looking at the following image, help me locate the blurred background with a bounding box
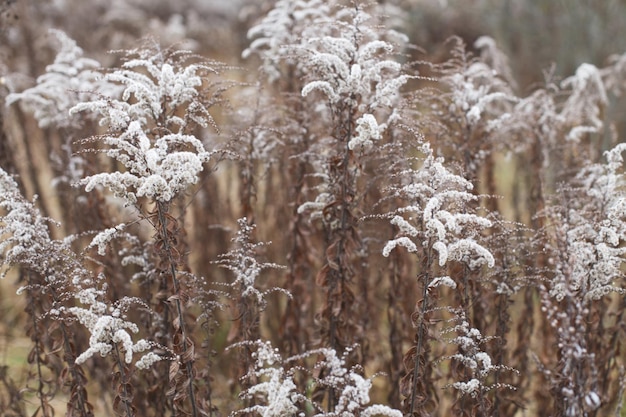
[2,0,626,88]
[0,0,624,150]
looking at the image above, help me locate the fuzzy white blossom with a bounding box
[88,224,127,256]
[444,62,516,128]
[234,340,304,417]
[584,391,601,411]
[390,215,418,237]
[432,241,449,266]
[447,239,495,269]
[474,35,518,90]
[312,347,402,417]
[0,169,92,293]
[382,237,418,257]
[135,352,163,370]
[547,143,626,303]
[0,170,55,271]
[239,342,402,417]
[429,276,457,289]
[70,46,221,203]
[217,219,287,308]
[349,114,385,150]
[242,0,332,81]
[452,379,481,398]
[295,2,410,141]
[561,63,608,141]
[6,29,114,129]
[300,31,410,113]
[69,284,160,368]
[384,147,494,281]
[444,314,516,397]
[253,1,412,226]
[297,192,332,220]
[77,121,212,203]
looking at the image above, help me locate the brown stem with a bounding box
[409,246,434,417]
[51,284,92,417]
[113,344,134,417]
[156,201,198,417]
[26,285,51,417]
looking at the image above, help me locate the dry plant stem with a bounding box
[55,308,93,417]
[281,138,311,357]
[492,293,509,417]
[113,343,134,417]
[33,340,50,417]
[234,274,261,398]
[478,389,488,417]
[60,323,92,417]
[136,266,172,416]
[409,284,428,417]
[26,284,52,417]
[457,265,473,414]
[279,72,313,357]
[24,270,91,417]
[0,105,18,177]
[48,284,92,417]
[601,296,626,396]
[409,248,434,417]
[386,248,405,409]
[156,201,198,417]
[329,138,355,412]
[332,141,353,350]
[240,137,257,223]
[201,324,216,417]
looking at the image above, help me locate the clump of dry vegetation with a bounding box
[1,1,626,416]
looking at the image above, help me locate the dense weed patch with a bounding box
[1,1,626,416]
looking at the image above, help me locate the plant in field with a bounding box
[70,285,158,368]
[247,2,414,406]
[382,143,494,270]
[217,218,288,313]
[493,61,610,202]
[243,0,335,360]
[382,141,495,416]
[69,39,231,416]
[425,36,517,185]
[308,345,402,417]
[484,59,623,416]
[440,311,517,416]
[231,340,306,417]
[6,1,626,416]
[216,218,287,396]
[537,143,626,416]
[0,168,94,417]
[3,30,121,239]
[233,340,402,417]
[601,50,626,100]
[69,42,224,205]
[478,215,534,417]
[559,63,607,146]
[69,279,168,417]
[292,0,411,372]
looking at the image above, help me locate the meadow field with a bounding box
[1,1,626,416]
